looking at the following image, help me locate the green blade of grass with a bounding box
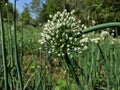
[97,43,110,89]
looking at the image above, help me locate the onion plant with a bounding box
[13,0,23,89]
[40,10,85,89]
[0,2,9,90]
[40,9,120,89]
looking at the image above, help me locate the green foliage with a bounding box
[17,25,41,54]
[55,0,120,26]
[84,0,120,23]
[55,79,74,90]
[39,0,63,22]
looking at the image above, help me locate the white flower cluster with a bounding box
[40,10,86,57]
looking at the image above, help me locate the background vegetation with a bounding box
[0,0,120,90]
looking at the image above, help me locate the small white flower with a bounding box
[41,41,44,44]
[48,51,51,54]
[65,34,68,39]
[68,52,71,55]
[92,20,95,25]
[60,39,62,42]
[47,20,50,23]
[83,46,88,51]
[46,35,51,40]
[57,11,61,15]
[100,31,109,39]
[81,24,84,28]
[111,33,114,36]
[64,18,67,22]
[62,22,65,25]
[62,53,65,56]
[56,23,62,28]
[62,33,65,37]
[56,35,59,38]
[54,42,57,46]
[49,15,52,18]
[58,54,61,56]
[80,37,88,43]
[69,37,73,41]
[81,43,84,46]
[78,47,81,50]
[56,29,59,33]
[37,65,40,68]
[111,41,115,45]
[39,47,42,50]
[74,38,77,42]
[38,40,41,43]
[84,26,87,29]
[71,23,76,27]
[51,32,54,36]
[112,30,115,32]
[78,20,81,23]
[82,35,86,38]
[70,54,73,58]
[67,48,70,51]
[77,32,80,35]
[63,9,67,14]
[71,10,75,14]
[52,49,55,52]
[61,44,64,48]
[51,38,55,41]
[91,38,101,44]
[53,16,56,21]
[67,44,70,48]
[79,51,82,54]
[50,40,53,44]
[41,33,44,37]
[74,48,77,51]
[52,46,55,48]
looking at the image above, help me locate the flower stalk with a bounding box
[64,51,83,90]
[0,4,9,90]
[13,0,23,89]
[76,22,120,38]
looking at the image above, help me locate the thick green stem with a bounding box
[76,22,120,38]
[0,5,8,90]
[64,52,83,90]
[13,0,23,89]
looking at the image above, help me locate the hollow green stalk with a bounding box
[0,5,8,90]
[76,22,120,38]
[6,2,14,68]
[13,0,23,89]
[97,43,110,89]
[64,52,83,90]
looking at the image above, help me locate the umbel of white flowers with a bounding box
[40,9,88,57]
